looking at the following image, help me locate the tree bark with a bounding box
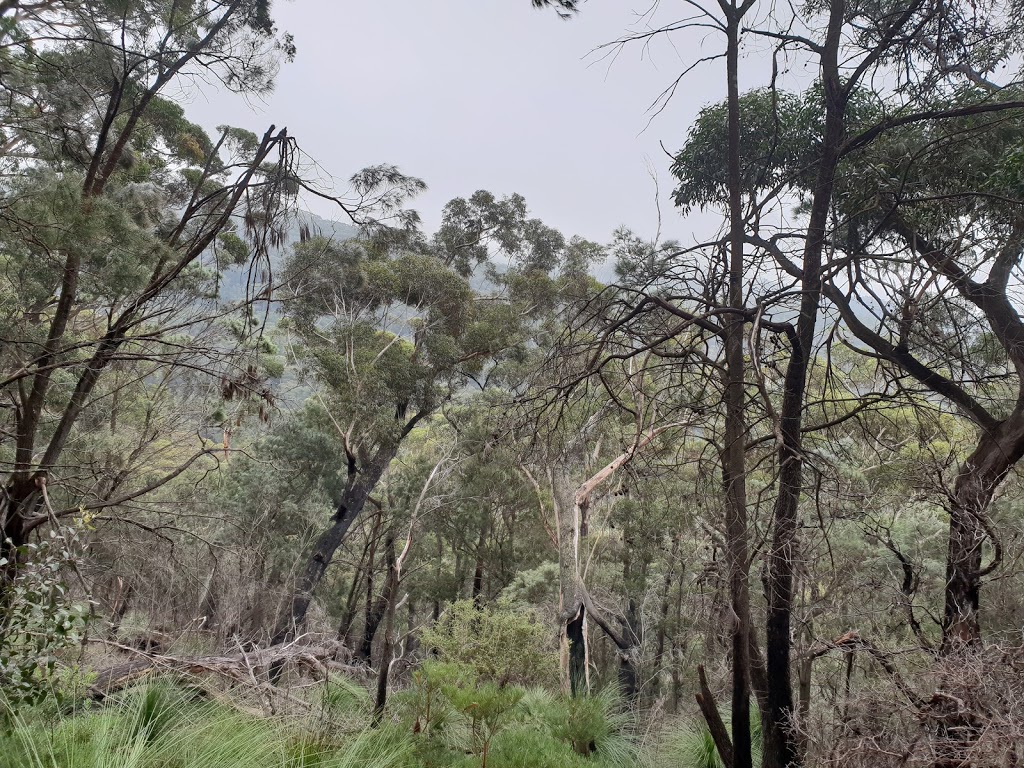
[273,443,399,645]
[359,530,396,663]
[722,6,753,767]
[372,557,399,724]
[553,466,590,696]
[337,538,372,644]
[653,533,680,699]
[941,413,1024,652]
[762,5,846,765]
[471,517,489,606]
[696,665,734,768]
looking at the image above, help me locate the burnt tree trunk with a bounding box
[273,443,399,645]
[471,517,489,606]
[566,604,588,697]
[359,530,396,663]
[762,6,846,765]
[0,478,39,593]
[372,553,400,724]
[722,6,753,767]
[552,466,590,696]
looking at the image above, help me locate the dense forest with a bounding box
[3,1,1024,766]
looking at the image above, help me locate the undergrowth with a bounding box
[0,673,737,768]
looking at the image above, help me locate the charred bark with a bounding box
[566,604,588,697]
[762,7,846,764]
[273,443,399,645]
[359,530,396,663]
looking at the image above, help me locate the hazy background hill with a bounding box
[218,210,361,306]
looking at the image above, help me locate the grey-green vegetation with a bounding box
[3,1,1024,767]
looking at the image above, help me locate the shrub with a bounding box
[0,523,89,712]
[420,599,555,687]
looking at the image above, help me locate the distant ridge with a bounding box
[218,210,360,305]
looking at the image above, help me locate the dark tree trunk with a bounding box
[762,7,845,766]
[722,9,753,767]
[696,665,734,768]
[357,511,384,659]
[0,479,37,588]
[471,518,489,606]
[617,598,642,699]
[615,523,644,701]
[337,539,372,644]
[359,531,396,663]
[0,482,38,632]
[272,444,398,645]
[566,604,588,697]
[372,555,400,724]
[942,414,1024,652]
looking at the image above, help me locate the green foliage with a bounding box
[444,679,524,766]
[501,562,561,605]
[0,524,89,712]
[653,715,762,768]
[555,687,635,761]
[421,599,556,687]
[670,85,878,213]
[399,666,637,768]
[0,681,412,768]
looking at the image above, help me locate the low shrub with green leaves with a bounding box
[396,661,639,768]
[420,599,556,687]
[0,523,89,711]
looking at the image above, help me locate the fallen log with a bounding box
[87,638,367,701]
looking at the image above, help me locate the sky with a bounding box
[183,1,749,250]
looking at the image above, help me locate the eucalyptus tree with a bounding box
[272,191,587,640]
[0,0,430,600]
[816,92,1024,654]
[0,0,294,577]
[677,77,1024,657]
[545,0,1024,765]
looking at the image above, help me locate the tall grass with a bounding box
[0,674,674,768]
[0,680,412,768]
[652,711,763,768]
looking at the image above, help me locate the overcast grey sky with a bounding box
[185,1,748,247]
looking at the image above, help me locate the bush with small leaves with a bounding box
[0,523,89,713]
[420,599,556,687]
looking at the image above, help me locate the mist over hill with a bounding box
[217,210,360,306]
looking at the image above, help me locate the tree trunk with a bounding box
[0,478,37,590]
[405,599,419,657]
[356,510,384,659]
[471,518,489,606]
[653,534,680,699]
[337,539,372,643]
[107,578,134,640]
[696,665,734,768]
[359,530,396,663]
[762,6,845,765]
[565,603,588,696]
[617,598,642,699]
[942,413,1024,652]
[273,443,398,645]
[723,9,753,767]
[372,558,399,724]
